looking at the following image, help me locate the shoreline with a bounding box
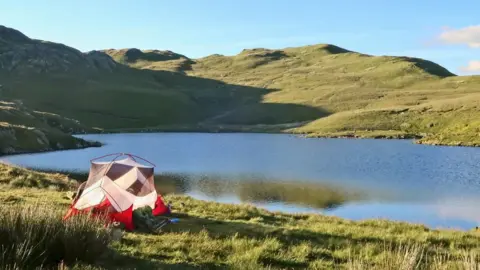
[3,126,475,159]
[2,162,477,233]
[0,139,102,158]
[74,124,480,149]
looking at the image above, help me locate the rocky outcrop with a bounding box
[0,124,100,156]
[0,99,100,156]
[0,25,117,74]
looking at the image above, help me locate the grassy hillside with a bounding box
[0,25,324,132]
[103,48,194,73]
[105,44,480,146]
[2,164,480,269]
[0,99,99,155]
[2,24,480,147]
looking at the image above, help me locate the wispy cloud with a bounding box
[438,25,480,48]
[459,60,480,74]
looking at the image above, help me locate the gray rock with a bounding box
[32,129,49,145]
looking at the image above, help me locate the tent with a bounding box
[63,153,170,231]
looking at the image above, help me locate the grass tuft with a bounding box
[0,204,112,269]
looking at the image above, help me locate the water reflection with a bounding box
[154,173,368,210]
[33,168,367,210]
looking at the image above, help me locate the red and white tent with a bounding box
[64,153,169,230]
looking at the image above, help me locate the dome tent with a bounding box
[63,153,169,231]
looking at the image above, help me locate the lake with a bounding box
[2,132,480,230]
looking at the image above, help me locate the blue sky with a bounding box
[1,0,479,74]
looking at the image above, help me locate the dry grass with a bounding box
[0,204,112,269]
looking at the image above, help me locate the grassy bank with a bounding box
[1,164,480,269]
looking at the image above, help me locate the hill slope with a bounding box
[0,99,98,155]
[105,44,480,146]
[0,25,324,132]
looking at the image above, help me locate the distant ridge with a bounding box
[107,43,454,78]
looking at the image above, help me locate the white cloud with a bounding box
[439,25,480,48]
[459,60,480,73]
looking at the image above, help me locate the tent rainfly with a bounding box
[63,153,169,230]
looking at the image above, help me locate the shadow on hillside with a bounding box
[121,48,189,63]
[145,67,331,126]
[1,58,330,129]
[391,57,455,77]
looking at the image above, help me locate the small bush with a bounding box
[0,204,112,269]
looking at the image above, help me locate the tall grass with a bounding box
[0,204,112,269]
[346,243,480,270]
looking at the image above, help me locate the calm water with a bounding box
[2,132,480,230]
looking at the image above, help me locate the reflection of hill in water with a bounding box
[37,169,369,210]
[154,173,367,210]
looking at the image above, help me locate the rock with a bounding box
[110,227,124,242]
[426,123,434,128]
[85,51,117,72]
[32,129,49,145]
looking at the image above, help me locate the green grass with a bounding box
[0,162,78,190]
[103,44,480,147]
[1,165,480,269]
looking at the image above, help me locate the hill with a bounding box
[105,44,480,146]
[0,25,324,132]
[2,24,480,147]
[102,48,194,73]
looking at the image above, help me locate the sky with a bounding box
[1,0,479,75]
